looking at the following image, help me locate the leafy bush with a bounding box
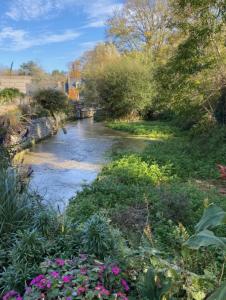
[0,88,23,105]
[0,167,33,240]
[33,89,68,116]
[97,57,153,119]
[82,214,124,259]
[3,256,131,300]
[0,230,47,294]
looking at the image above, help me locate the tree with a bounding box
[97,56,153,119]
[33,89,68,117]
[107,0,169,54]
[81,43,120,105]
[19,61,44,77]
[154,0,226,127]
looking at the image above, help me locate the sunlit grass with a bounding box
[107,120,180,139]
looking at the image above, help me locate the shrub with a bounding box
[0,230,47,294]
[33,89,68,116]
[3,256,131,300]
[0,167,33,240]
[97,57,153,119]
[82,214,123,259]
[0,88,22,105]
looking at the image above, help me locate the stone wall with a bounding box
[0,75,32,94]
[3,114,66,153]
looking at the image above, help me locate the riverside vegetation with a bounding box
[1,0,226,299]
[1,121,226,299]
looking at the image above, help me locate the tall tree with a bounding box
[107,0,169,54]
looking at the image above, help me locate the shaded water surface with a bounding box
[23,119,149,209]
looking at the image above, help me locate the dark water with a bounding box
[23,118,149,209]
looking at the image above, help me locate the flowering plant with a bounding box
[3,255,130,300]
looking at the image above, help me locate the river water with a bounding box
[23,118,149,209]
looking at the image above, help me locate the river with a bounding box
[23,118,149,210]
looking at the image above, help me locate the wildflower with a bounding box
[112,266,121,276]
[77,286,86,295]
[50,271,59,278]
[121,279,130,291]
[62,275,73,283]
[55,258,65,266]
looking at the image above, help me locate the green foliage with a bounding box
[184,205,226,251]
[0,88,23,105]
[3,257,131,300]
[82,214,123,259]
[0,167,33,239]
[0,230,47,293]
[97,57,153,119]
[33,89,68,115]
[107,121,179,139]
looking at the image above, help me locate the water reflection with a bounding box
[23,118,150,209]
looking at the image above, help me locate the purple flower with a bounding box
[30,275,45,286]
[55,258,65,266]
[30,275,51,289]
[50,271,59,278]
[62,275,73,283]
[121,279,130,291]
[16,297,23,300]
[112,266,121,276]
[3,291,18,300]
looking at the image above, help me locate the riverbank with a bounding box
[67,120,226,297]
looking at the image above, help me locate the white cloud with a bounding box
[6,0,123,27]
[0,27,81,51]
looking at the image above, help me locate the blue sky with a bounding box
[0,0,122,72]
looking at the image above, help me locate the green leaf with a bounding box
[195,205,226,232]
[207,282,226,300]
[184,230,226,250]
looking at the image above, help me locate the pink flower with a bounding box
[55,258,65,266]
[62,275,73,283]
[112,266,121,276]
[117,292,128,300]
[95,283,104,291]
[98,265,106,273]
[50,271,59,278]
[121,279,130,291]
[80,268,87,275]
[16,297,23,300]
[77,286,86,295]
[30,275,45,286]
[100,288,110,296]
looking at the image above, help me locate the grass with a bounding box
[68,121,226,249]
[107,120,181,139]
